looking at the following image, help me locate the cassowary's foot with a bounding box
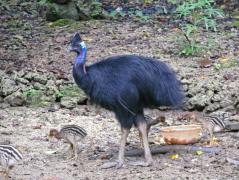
[128,160,153,167]
[101,160,125,169]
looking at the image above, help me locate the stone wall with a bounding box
[1,69,239,113]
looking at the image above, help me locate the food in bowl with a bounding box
[159,124,202,145]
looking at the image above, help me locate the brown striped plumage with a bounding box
[49,125,87,159]
[190,112,229,145]
[0,145,23,179]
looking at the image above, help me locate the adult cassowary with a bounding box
[69,32,184,168]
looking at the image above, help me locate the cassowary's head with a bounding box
[69,32,86,54]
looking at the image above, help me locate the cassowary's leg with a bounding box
[117,127,130,168]
[131,118,153,167]
[101,127,130,169]
[138,121,153,165]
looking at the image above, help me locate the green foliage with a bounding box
[89,1,104,18]
[172,0,224,56]
[133,10,150,21]
[142,0,153,5]
[231,20,239,27]
[23,89,41,98]
[180,42,201,56]
[55,90,64,99]
[48,18,75,27]
[109,8,150,22]
[214,59,238,71]
[109,8,126,20]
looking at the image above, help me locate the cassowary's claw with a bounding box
[116,160,124,169]
[100,160,125,169]
[128,160,153,167]
[101,162,118,169]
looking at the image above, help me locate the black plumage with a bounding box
[69,33,184,167]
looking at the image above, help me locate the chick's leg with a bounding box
[4,167,9,180]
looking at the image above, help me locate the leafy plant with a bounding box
[109,7,126,20]
[55,90,64,99]
[172,0,224,56]
[133,10,150,21]
[23,89,40,98]
[90,1,105,19]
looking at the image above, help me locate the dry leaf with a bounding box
[219,57,229,63]
[197,60,212,68]
[196,150,203,155]
[45,150,57,155]
[170,154,179,160]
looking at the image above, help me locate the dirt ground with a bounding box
[1,7,239,179]
[0,105,239,180]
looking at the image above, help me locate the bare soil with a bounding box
[0,106,239,180]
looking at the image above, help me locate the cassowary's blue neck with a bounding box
[75,48,87,65]
[74,42,87,73]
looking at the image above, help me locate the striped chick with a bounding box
[191,112,229,146]
[49,125,87,159]
[0,145,23,179]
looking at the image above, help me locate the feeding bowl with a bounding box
[160,124,202,145]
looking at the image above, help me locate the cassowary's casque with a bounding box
[69,33,184,168]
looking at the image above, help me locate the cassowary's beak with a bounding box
[68,46,73,53]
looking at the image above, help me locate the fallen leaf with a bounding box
[14,35,24,41]
[45,150,57,155]
[219,56,229,63]
[154,136,165,145]
[100,154,113,160]
[197,60,212,68]
[196,150,203,155]
[32,124,42,129]
[170,154,179,160]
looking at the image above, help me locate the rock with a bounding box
[46,80,58,96]
[181,78,192,85]
[17,70,26,77]
[45,1,79,21]
[220,98,234,108]
[4,91,26,106]
[187,94,210,110]
[60,97,77,109]
[212,93,222,102]
[187,82,205,96]
[52,0,71,4]
[0,78,18,96]
[0,96,3,103]
[38,95,55,107]
[33,82,45,90]
[15,77,29,85]
[0,103,10,109]
[33,74,48,85]
[24,72,34,80]
[55,79,63,86]
[205,102,221,112]
[24,72,47,84]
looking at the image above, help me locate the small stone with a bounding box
[0,96,3,103]
[33,75,48,85]
[4,91,26,106]
[15,77,29,85]
[33,82,45,90]
[1,78,18,96]
[0,103,10,109]
[60,97,77,109]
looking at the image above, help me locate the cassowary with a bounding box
[69,33,184,168]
